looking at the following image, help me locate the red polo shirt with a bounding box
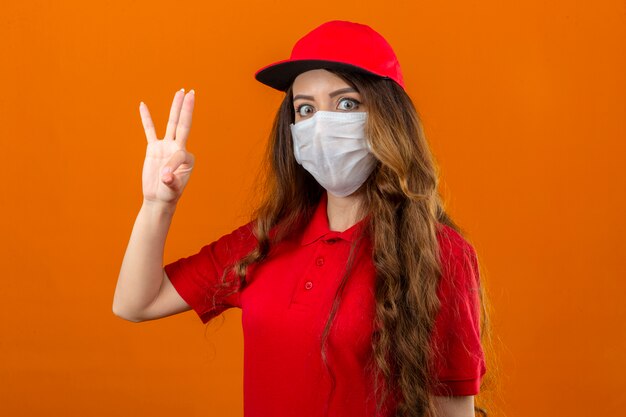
[164,191,486,417]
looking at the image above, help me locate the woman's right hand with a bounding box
[139,89,196,206]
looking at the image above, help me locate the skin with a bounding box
[115,76,476,416]
[113,88,196,323]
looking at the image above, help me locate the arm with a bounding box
[431,227,487,416]
[432,396,475,417]
[112,201,190,322]
[112,88,196,322]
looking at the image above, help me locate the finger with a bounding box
[161,171,182,191]
[139,102,157,143]
[161,149,195,182]
[175,90,195,147]
[164,88,186,141]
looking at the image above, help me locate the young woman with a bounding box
[113,20,488,417]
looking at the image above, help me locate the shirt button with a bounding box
[315,257,324,266]
[304,281,313,290]
[326,238,338,244]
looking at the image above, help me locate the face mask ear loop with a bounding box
[364,114,373,152]
[290,126,302,164]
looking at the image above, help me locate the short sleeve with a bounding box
[431,225,487,396]
[164,221,258,324]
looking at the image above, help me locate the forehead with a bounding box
[292,69,354,94]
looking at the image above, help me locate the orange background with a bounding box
[1,1,624,416]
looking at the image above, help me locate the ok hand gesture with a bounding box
[139,89,195,206]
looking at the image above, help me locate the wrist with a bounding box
[141,199,177,216]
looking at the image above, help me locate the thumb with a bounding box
[160,149,193,182]
[161,169,183,192]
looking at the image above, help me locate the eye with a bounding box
[295,104,314,118]
[337,97,361,111]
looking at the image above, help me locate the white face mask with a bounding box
[290,111,376,197]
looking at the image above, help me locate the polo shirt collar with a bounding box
[299,191,370,246]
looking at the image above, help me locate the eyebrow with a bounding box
[293,87,359,102]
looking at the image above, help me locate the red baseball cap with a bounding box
[254,20,405,92]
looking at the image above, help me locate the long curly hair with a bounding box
[214,69,491,417]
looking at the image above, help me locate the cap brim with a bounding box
[254,59,385,92]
